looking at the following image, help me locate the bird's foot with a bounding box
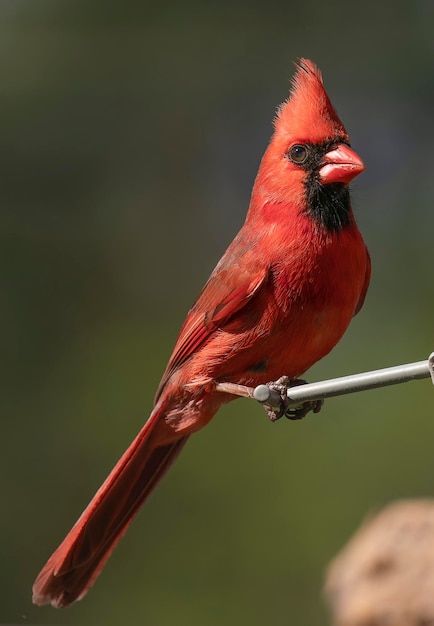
[263,376,324,422]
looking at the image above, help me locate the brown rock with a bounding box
[325,500,434,626]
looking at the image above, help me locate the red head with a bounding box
[251,59,365,227]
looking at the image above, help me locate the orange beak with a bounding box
[319,143,365,185]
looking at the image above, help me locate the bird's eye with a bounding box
[288,144,309,164]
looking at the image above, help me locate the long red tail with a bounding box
[32,401,188,608]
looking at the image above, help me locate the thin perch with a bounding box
[215,352,434,409]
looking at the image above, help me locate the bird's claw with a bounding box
[263,376,324,422]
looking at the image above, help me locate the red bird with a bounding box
[33,59,370,607]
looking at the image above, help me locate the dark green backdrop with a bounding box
[3,1,434,624]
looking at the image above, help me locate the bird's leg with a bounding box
[263,376,324,422]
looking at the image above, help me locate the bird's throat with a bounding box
[305,180,352,232]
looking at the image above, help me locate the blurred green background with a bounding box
[2,1,434,624]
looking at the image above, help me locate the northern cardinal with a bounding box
[33,59,370,608]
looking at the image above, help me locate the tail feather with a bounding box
[32,403,188,608]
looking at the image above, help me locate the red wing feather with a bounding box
[155,265,268,400]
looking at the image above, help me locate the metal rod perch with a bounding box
[215,352,434,409]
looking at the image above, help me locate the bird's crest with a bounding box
[274,58,348,143]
